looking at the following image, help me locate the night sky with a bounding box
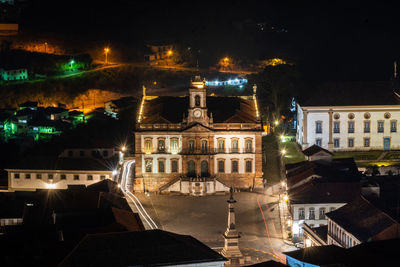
[17,0,400,81]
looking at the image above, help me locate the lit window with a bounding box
[171,139,178,154]
[145,139,152,154]
[87,175,93,180]
[245,139,253,153]
[158,139,165,152]
[145,159,152,173]
[232,160,238,173]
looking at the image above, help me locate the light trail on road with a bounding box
[257,195,286,264]
[120,160,158,230]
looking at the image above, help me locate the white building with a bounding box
[289,181,360,241]
[6,157,117,191]
[296,81,400,151]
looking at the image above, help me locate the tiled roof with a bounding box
[289,181,360,204]
[59,230,226,267]
[284,245,345,266]
[326,196,399,241]
[141,95,257,124]
[302,145,333,156]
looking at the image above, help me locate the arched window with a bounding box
[201,140,207,153]
[187,160,196,177]
[195,95,201,106]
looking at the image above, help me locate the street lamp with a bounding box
[104,47,110,64]
[69,59,75,70]
[167,50,173,56]
[281,149,287,156]
[280,134,285,142]
[274,120,279,126]
[283,194,289,202]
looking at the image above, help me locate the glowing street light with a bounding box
[280,134,285,141]
[121,146,127,152]
[274,120,279,126]
[283,194,289,202]
[167,50,173,56]
[281,149,287,156]
[104,47,110,64]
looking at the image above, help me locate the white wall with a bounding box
[299,105,400,151]
[8,170,112,191]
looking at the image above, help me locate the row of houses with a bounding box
[285,145,400,249]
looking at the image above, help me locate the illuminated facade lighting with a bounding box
[46,183,56,189]
[205,78,247,87]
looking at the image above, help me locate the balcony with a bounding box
[178,148,255,155]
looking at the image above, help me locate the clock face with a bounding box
[194,109,202,118]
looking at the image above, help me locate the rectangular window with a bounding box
[36,174,42,179]
[316,139,322,147]
[189,140,195,153]
[364,121,370,133]
[74,175,79,180]
[364,138,370,147]
[201,140,207,153]
[391,121,397,132]
[158,139,165,152]
[245,139,253,153]
[145,159,152,173]
[145,139,152,153]
[309,208,315,220]
[103,150,109,157]
[87,175,93,180]
[80,151,85,157]
[60,174,66,180]
[218,161,225,173]
[158,160,165,173]
[68,150,73,157]
[316,121,322,134]
[231,139,238,153]
[171,160,178,172]
[333,121,340,133]
[348,121,354,133]
[334,138,340,148]
[171,139,179,154]
[48,174,54,179]
[218,140,225,153]
[245,160,252,173]
[100,175,105,180]
[25,174,31,179]
[232,161,238,173]
[299,208,305,220]
[378,121,384,133]
[329,207,335,212]
[319,208,326,219]
[348,138,354,148]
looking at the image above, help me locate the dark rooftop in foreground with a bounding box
[325,195,399,242]
[284,245,345,266]
[302,145,333,157]
[298,81,400,106]
[59,229,226,267]
[141,95,257,124]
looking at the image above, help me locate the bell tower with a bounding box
[187,76,209,125]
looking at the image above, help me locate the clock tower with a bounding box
[187,76,210,125]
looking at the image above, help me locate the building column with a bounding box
[328,110,333,150]
[302,111,308,146]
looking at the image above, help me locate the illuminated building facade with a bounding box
[134,77,263,192]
